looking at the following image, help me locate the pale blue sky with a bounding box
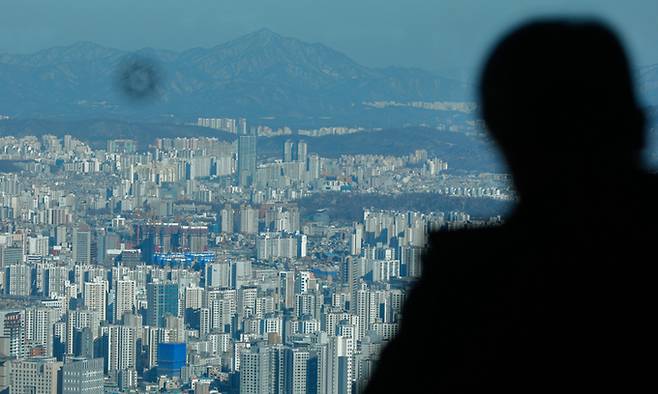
[1,0,657,79]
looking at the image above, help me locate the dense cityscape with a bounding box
[0,117,510,393]
[2,2,654,393]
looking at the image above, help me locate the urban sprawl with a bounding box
[0,118,511,393]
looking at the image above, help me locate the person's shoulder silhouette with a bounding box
[365,19,657,393]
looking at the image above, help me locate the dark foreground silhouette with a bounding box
[365,20,656,392]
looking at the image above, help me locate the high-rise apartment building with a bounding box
[278,271,295,310]
[239,205,259,234]
[2,311,25,359]
[0,245,23,267]
[114,279,135,323]
[296,140,308,164]
[237,122,257,188]
[283,140,294,162]
[23,308,57,357]
[106,325,136,374]
[285,347,310,394]
[205,262,230,289]
[146,281,179,328]
[219,204,234,233]
[83,278,108,322]
[240,347,269,394]
[72,227,91,264]
[5,264,31,296]
[27,236,49,257]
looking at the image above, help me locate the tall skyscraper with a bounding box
[347,257,362,314]
[237,122,257,188]
[350,224,364,256]
[278,271,295,310]
[73,226,91,264]
[199,308,211,337]
[64,312,75,356]
[146,281,179,328]
[355,287,377,340]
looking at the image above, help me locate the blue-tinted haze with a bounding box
[1,0,657,80]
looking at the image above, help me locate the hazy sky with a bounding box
[1,0,657,79]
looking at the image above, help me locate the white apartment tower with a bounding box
[114,279,136,323]
[106,325,136,373]
[83,278,108,322]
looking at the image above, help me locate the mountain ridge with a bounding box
[2,30,656,125]
[0,30,470,124]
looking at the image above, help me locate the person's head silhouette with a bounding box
[480,20,645,206]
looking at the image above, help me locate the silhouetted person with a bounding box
[365,20,655,392]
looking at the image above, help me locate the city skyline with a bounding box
[0,3,655,393]
[0,125,508,392]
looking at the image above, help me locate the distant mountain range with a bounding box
[0,29,471,124]
[1,29,656,125]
